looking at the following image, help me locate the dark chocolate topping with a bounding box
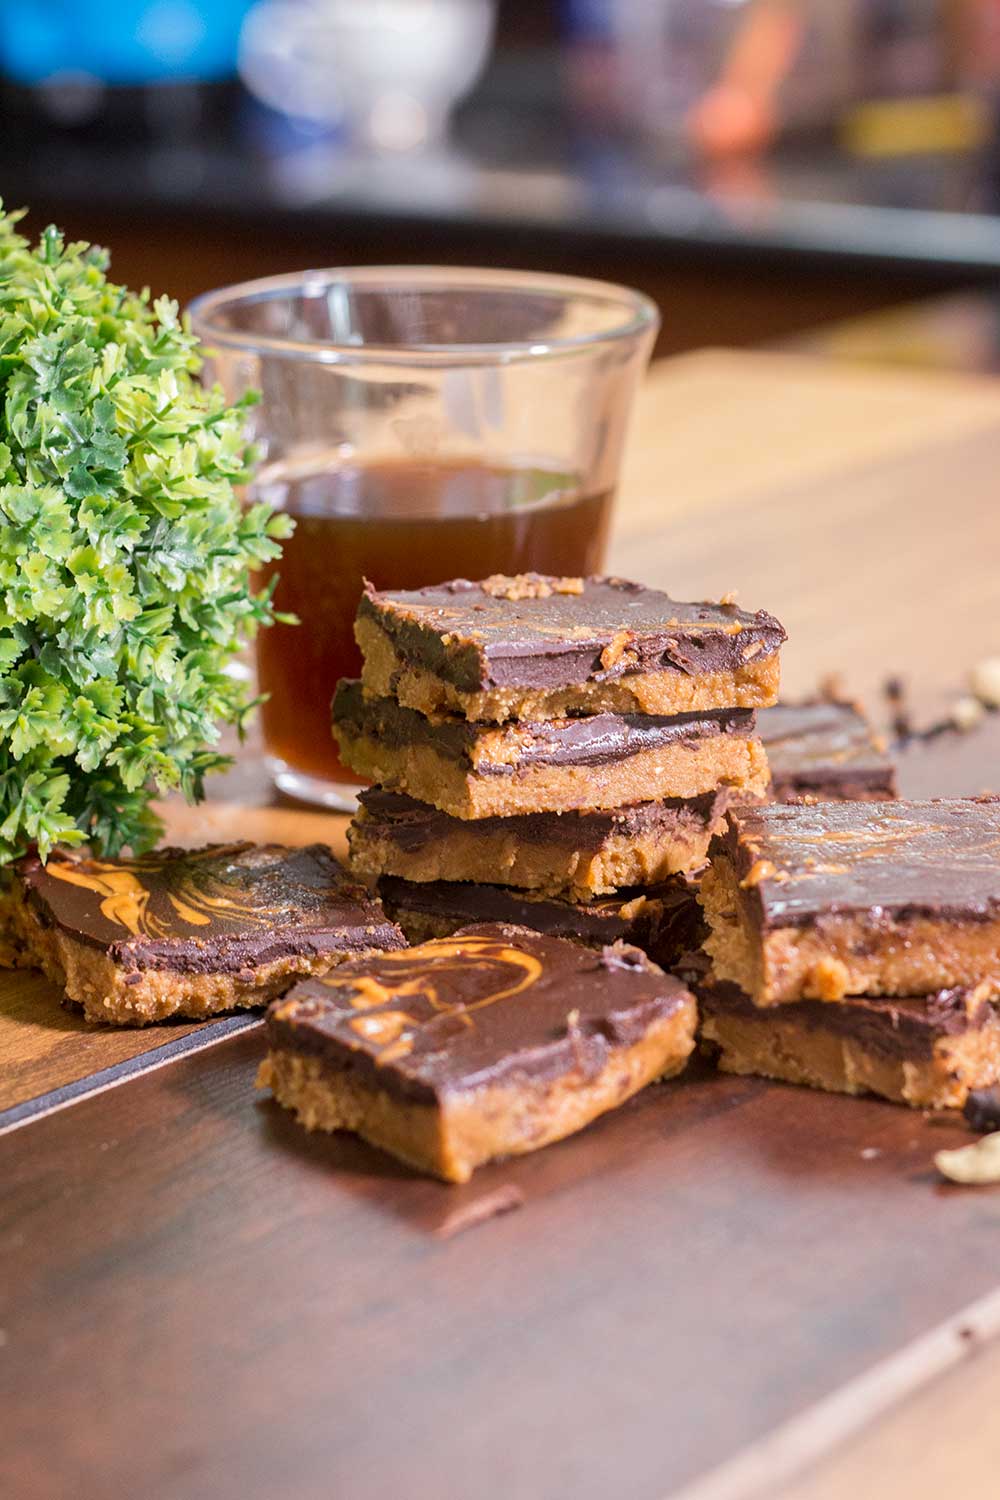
[358,574,786,693]
[17,843,404,973]
[718,799,1000,927]
[379,874,704,973]
[266,923,691,1103]
[334,680,756,774]
[377,875,677,946]
[759,701,897,799]
[699,975,994,1063]
[356,785,726,853]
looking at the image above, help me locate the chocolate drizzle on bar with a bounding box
[358,575,786,692]
[267,923,691,1103]
[16,843,404,973]
[717,799,1000,928]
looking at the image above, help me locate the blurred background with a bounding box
[4,0,1000,369]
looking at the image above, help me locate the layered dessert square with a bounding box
[699,975,1000,1110]
[349,785,731,897]
[356,574,785,722]
[259,924,696,1182]
[759,700,897,803]
[333,682,769,819]
[3,843,405,1025]
[700,800,1000,1004]
[376,873,703,969]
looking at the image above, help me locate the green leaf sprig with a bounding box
[0,206,291,861]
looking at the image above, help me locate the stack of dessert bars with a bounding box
[695,796,1000,1110]
[332,573,786,964]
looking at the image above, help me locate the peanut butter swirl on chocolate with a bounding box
[357,574,786,693]
[267,924,692,1104]
[15,842,404,973]
[377,873,702,967]
[719,798,1000,928]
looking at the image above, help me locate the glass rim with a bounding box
[187,265,660,367]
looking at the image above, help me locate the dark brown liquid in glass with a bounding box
[254,458,614,784]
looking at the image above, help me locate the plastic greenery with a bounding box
[0,205,291,862]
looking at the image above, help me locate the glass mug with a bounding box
[189,267,659,810]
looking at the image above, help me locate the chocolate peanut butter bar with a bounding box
[699,975,1000,1110]
[3,843,405,1025]
[700,799,1000,1006]
[349,786,730,897]
[376,874,703,970]
[259,924,696,1182]
[332,682,769,819]
[356,574,786,722]
[759,700,897,803]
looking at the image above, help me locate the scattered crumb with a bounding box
[963,1086,1000,1134]
[435,1185,526,1239]
[971,657,1000,708]
[819,672,848,704]
[951,696,985,732]
[860,1147,881,1161]
[935,1133,1000,1185]
[719,590,739,606]
[883,674,913,740]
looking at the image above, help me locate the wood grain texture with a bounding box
[786,1327,1000,1500]
[0,965,208,1114]
[4,349,1000,1499]
[614,352,1000,715]
[1,1036,996,1500]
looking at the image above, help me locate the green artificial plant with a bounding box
[0,205,290,862]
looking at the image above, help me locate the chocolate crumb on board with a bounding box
[435,1185,527,1239]
[963,1086,1000,1134]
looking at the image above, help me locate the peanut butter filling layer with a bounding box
[701,990,1000,1110]
[260,1010,694,1184]
[337,727,769,821]
[700,856,1000,1005]
[348,788,728,897]
[357,614,781,724]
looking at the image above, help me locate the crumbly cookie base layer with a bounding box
[336,730,770,821]
[259,1006,696,1183]
[2,893,378,1026]
[699,858,1000,1005]
[348,804,721,898]
[356,615,782,724]
[702,1004,1000,1109]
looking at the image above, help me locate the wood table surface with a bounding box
[4,349,1000,1500]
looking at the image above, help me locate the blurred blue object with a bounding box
[0,0,252,85]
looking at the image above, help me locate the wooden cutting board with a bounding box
[5,351,1000,1500]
